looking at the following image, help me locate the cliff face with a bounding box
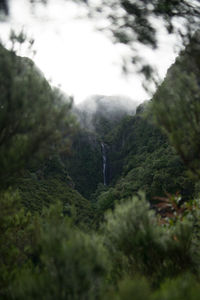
[63,129,103,199]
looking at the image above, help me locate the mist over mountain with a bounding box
[74,94,139,136]
[78,95,138,113]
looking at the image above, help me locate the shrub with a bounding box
[12,203,110,300]
[103,194,198,283]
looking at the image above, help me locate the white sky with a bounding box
[0,0,178,104]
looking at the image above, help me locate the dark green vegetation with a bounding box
[68,98,194,216]
[0,44,74,188]
[95,110,195,215]
[1,26,200,300]
[153,32,200,177]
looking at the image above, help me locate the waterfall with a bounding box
[101,142,107,185]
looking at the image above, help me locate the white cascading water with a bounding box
[101,142,107,185]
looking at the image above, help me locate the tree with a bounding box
[2,1,200,47]
[1,1,200,82]
[83,0,200,86]
[152,33,200,177]
[0,43,74,188]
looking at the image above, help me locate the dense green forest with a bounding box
[1,1,200,299]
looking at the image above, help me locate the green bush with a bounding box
[106,274,200,300]
[106,277,151,300]
[0,189,34,299]
[12,203,110,300]
[152,274,200,300]
[103,194,198,283]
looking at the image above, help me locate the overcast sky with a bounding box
[0,0,178,104]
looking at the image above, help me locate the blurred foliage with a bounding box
[86,0,200,45]
[0,0,8,16]
[11,203,110,300]
[2,190,200,299]
[0,189,37,299]
[106,274,200,300]
[152,33,200,178]
[83,0,200,88]
[3,0,199,50]
[0,43,74,188]
[102,194,198,284]
[2,1,200,85]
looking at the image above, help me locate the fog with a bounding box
[74,94,140,132]
[0,0,178,104]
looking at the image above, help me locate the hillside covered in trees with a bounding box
[1,1,200,299]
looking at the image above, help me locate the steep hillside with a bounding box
[0,44,93,226]
[62,94,195,218]
[84,102,195,215]
[63,129,103,199]
[17,156,93,225]
[100,108,194,206]
[64,95,138,199]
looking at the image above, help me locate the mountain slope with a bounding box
[93,104,194,214]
